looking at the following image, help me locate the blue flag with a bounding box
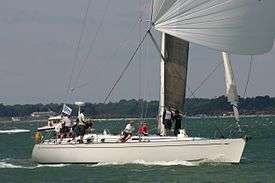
[62,104,72,116]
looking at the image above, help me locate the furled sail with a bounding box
[153,0,275,55]
[222,52,240,122]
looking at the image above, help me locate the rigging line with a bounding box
[154,0,165,22]
[188,61,223,98]
[140,0,153,119]
[138,0,144,118]
[185,86,196,107]
[66,0,93,98]
[148,31,166,62]
[72,0,111,91]
[68,20,141,92]
[150,0,154,24]
[144,101,149,118]
[103,31,149,104]
[186,86,196,98]
[243,55,254,98]
[143,33,150,119]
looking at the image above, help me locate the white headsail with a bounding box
[153,0,275,55]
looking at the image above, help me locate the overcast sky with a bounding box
[0,0,274,105]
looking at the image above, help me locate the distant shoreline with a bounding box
[1,96,275,119]
[1,115,274,124]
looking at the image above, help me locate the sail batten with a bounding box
[153,0,275,55]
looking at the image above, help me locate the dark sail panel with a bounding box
[164,34,189,112]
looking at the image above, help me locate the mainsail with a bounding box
[158,33,189,135]
[162,34,189,112]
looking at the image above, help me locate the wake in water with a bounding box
[36,164,69,168]
[0,162,28,169]
[0,129,30,134]
[1,159,234,169]
[0,161,199,169]
[90,160,199,167]
[0,160,68,169]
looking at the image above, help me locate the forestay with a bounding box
[153,0,275,55]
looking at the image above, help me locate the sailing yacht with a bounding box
[32,0,275,164]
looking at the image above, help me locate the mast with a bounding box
[222,52,241,130]
[158,33,166,135]
[75,101,85,116]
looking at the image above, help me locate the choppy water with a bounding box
[0,117,274,183]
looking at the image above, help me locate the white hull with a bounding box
[32,137,246,164]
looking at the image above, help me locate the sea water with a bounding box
[0,117,274,183]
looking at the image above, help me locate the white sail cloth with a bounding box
[153,0,275,55]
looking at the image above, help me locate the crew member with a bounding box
[138,121,149,136]
[120,120,135,142]
[173,110,182,136]
[77,109,86,143]
[163,106,173,135]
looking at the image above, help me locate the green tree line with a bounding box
[0,95,275,118]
